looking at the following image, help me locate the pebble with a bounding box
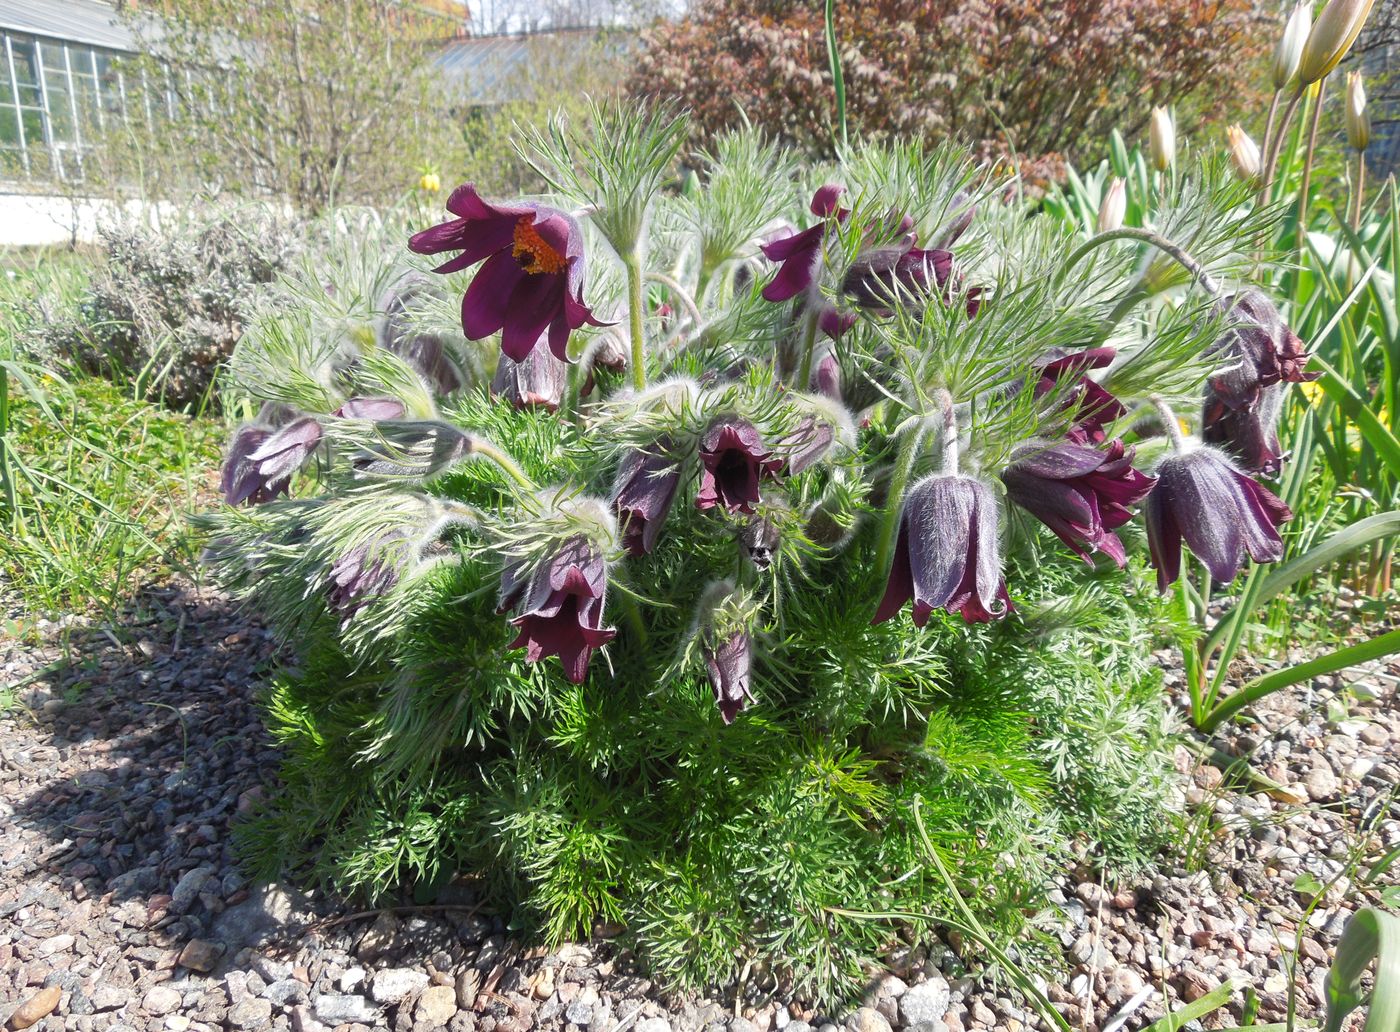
[142,986,183,1017]
[845,1008,892,1032]
[898,979,951,1026]
[7,987,62,1030]
[370,967,430,1004]
[228,998,274,1028]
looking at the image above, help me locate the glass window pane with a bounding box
[39,41,64,71]
[0,107,19,147]
[10,37,38,87]
[20,107,43,148]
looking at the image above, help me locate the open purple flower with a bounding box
[492,343,568,411]
[841,244,979,317]
[222,418,322,505]
[1002,439,1155,567]
[334,397,407,421]
[505,536,617,684]
[1203,382,1285,475]
[760,184,847,303]
[409,183,605,363]
[1207,290,1317,410]
[1145,447,1292,590]
[704,630,754,724]
[1034,347,1125,444]
[612,442,683,556]
[696,418,784,515]
[874,474,1010,626]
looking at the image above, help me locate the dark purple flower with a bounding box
[1034,347,1125,444]
[841,244,981,318]
[222,418,322,505]
[379,273,464,395]
[760,184,847,303]
[334,397,407,420]
[1203,381,1286,475]
[612,442,683,556]
[492,343,568,411]
[1002,439,1155,567]
[409,183,605,363]
[779,415,835,474]
[696,418,784,515]
[1207,290,1317,410]
[1145,447,1292,590]
[874,474,1010,626]
[704,630,754,724]
[810,348,841,400]
[327,531,409,622]
[506,536,617,684]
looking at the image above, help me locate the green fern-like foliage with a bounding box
[205,111,1282,1005]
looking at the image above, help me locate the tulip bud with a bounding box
[1273,2,1312,90]
[1346,71,1370,151]
[1149,107,1176,172]
[1096,178,1126,233]
[1226,125,1262,182]
[1297,0,1376,85]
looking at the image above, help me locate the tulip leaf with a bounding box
[1323,907,1400,1032]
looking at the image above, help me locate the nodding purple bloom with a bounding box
[810,348,841,400]
[334,397,407,421]
[704,630,754,724]
[760,184,847,303]
[492,343,568,411]
[222,418,322,505]
[842,243,981,318]
[580,334,629,398]
[1002,439,1155,567]
[1035,347,1125,444]
[696,418,784,515]
[874,474,1010,626]
[1203,382,1286,476]
[506,536,616,684]
[1207,290,1317,410]
[327,532,409,622]
[779,415,835,474]
[1145,447,1292,591]
[409,183,605,363]
[612,442,683,556]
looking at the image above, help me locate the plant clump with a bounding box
[203,107,1311,1003]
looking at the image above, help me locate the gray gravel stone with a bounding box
[371,967,431,1004]
[229,997,275,1028]
[142,987,182,1017]
[844,1008,891,1032]
[313,994,380,1025]
[637,1020,674,1032]
[898,978,951,1026]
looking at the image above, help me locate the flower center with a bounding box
[512,218,567,276]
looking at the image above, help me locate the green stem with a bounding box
[1261,86,1304,202]
[794,306,821,390]
[470,439,536,492]
[1297,77,1327,247]
[872,422,927,582]
[616,590,649,648]
[1065,227,1221,298]
[644,270,702,328]
[625,254,646,392]
[1198,628,1400,734]
[823,0,847,152]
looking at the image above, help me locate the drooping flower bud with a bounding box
[1297,0,1376,86]
[327,529,412,623]
[1002,439,1155,567]
[928,191,977,250]
[1034,347,1126,444]
[492,343,568,411]
[696,417,784,515]
[379,273,465,395]
[873,474,1010,626]
[612,442,683,556]
[334,397,408,421]
[1205,290,1318,411]
[1346,71,1370,152]
[505,535,616,684]
[1226,126,1262,183]
[1096,178,1126,233]
[221,425,280,506]
[809,347,842,400]
[1273,2,1312,90]
[1145,447,1292,590]
[740,513,781,570]
[222,418,323,505]
[1149,107,1176,172]
[704,630,754,724]
[350,420,474,480]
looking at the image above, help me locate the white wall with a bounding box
[0,191,176,247]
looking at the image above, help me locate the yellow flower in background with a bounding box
[1299,380,1326,405]
[419,171,442,193]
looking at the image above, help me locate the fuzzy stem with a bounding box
[872,420,927,582]
[792,305,822,390]
[616,590,649,648]
[624,253,647,391]
[1150,396,1187,452]
[1261,85,1304,201]
[934,389,958,475]
[1066,227,1221,298]
[470,439,536,491]
[645,270,702,328]
[561,361,583,431]
[1297,77,1327,246]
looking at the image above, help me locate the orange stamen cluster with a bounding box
[512,217,567,276]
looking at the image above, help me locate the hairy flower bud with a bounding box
[704,630,754,724]
[327,529,412,622]
[1206,290,1317,411]
[221,425,279,506]
[1096,178,1126,233]
[740,514,781,570]
[379,273,465,395]
[222,418,322,505]
[1346,71,1370,152]
[1146,448,1291,590]
[1203,382,1287,476]
[334,396,408,421]
[1149,108,1176,172]
[1297,0,1376,86]
[1273,2,1312,90]
[1226,126,1262,183]
[873,474,1010,626]
[492,343,568,411]
[612,442,683,556]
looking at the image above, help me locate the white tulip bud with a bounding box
[1149,107,1176,172]
[1298,0,1377,85]
[1272,2,1312,90]
[1346,71,1370,151]
[1097,177,1127,233]
[1226,125,1262,182]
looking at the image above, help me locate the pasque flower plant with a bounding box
[204,107,1318,1002]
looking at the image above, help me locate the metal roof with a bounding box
[0,0,136,52]
[434,29,624,106]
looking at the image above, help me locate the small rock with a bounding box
[7,987,62,1030]
[263,979,307,1007]
[456,969,482,1009]
[1179,970,1218,1003]
[39,934,76,956]
[290,1006,329,1032]
[844,1008,891,1032]
[637,1021,673,1032]
[229,998,274,1029]
[1359,723,1389,747]
[1305,765,1340,802]
[339,967,367,993]
[371,969,430,1005]
[313,995,380,1024]
[171,866,216,910]
[143,986,183,1017]
[178,938,226,973]
[356,912,399,962]
[417,986,459,1025]
[166,1017,191,1032]
[567,1001,595,1026]
[899,978,952,1026]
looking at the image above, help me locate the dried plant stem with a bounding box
[1066,228,1220,298]
[625,254,647,391]
[1297,77,1327,246]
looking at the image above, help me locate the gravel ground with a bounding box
[1,579,1396,1032]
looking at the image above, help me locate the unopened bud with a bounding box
[1149,107,1176,172]
[1096,178,1126,233]
[1272,2,1311,90]
[1346,71,1370,151]
[1226,125,1262,182]
[1297,0,1376,85]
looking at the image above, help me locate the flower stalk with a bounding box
[625,253,648,391]
[1066,228,1220,298]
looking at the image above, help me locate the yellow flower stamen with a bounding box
[512,218,567,276]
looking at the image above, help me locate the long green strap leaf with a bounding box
[1323,907,1400,1032]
